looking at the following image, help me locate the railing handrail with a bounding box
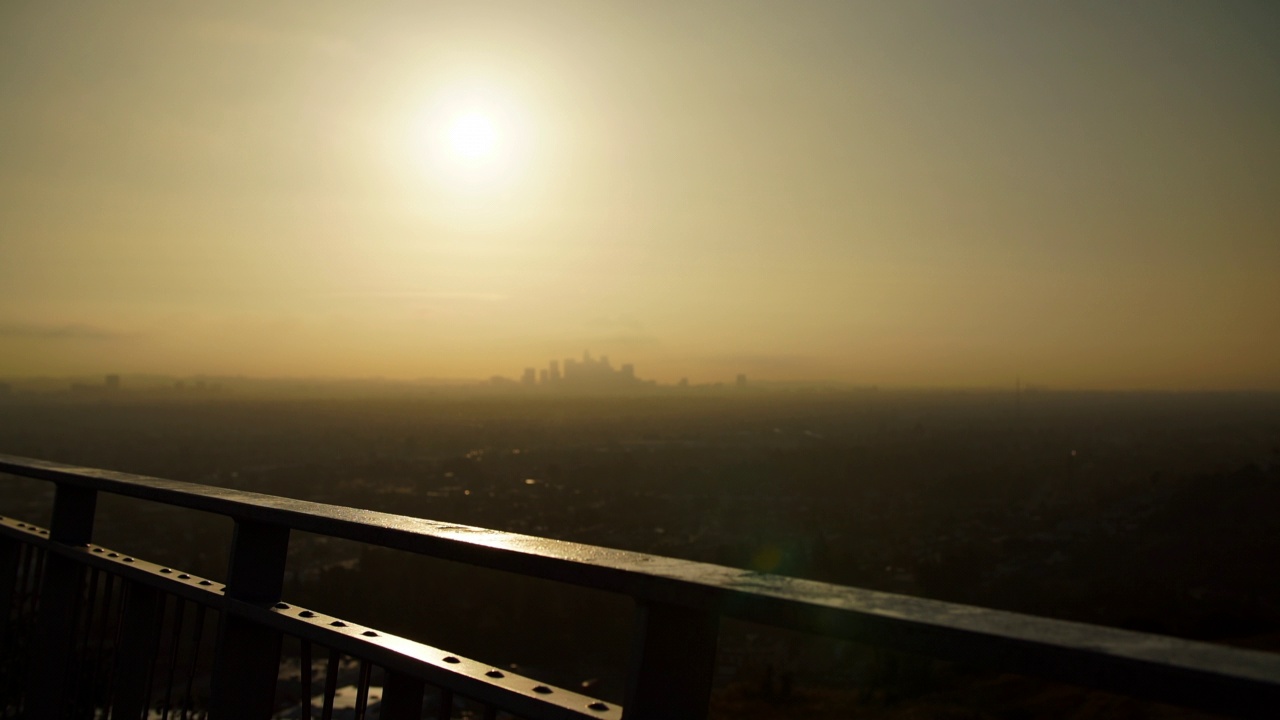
[3,452,1280,718]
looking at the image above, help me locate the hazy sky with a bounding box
[2,1,1278,388]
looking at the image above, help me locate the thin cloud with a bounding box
[0,322,137,341]
[587,334,661,349]
[196,20,355,57]
[585,314,644,332]
[696,353,820,372]
[330,291,509,302]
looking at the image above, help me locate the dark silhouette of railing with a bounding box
[2,453,1278,719]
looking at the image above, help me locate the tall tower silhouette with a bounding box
[1015,374,1022,421]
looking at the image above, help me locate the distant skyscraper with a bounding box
[1015,374,1022,420]
[105,374,120,390]
[736,373,747,389]
[509,351,654,391]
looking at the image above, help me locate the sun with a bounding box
[430,105,507,183]
[413,86,530,191]
[402,80,544,213]
[444,111,501,164]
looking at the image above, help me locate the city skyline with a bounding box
[505,350,650,390]
[2,3,1278,390]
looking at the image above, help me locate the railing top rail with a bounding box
[4,452,1280,716]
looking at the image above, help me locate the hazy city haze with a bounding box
[2,1,1278,389]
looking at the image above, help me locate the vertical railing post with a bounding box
[0,534,18,624]
[381,671,427,720]
[623,600,719,720]
[209,519,290,720]
[29,483,97,719]
[0,532,21,704]
[110,581,164,719]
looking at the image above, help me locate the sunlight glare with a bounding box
[445,111,500,162]
[412,82,534,193]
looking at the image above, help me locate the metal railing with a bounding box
[1,453,1278,719]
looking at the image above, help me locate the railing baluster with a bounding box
[92,571,119,715]
[142,592,170,718]
[20,544,39,619]
[380,671,425,720]
[0,536,17,632]
[300,639,313,720]
[209,519,290,720]
[161,596,187,720]
[29,482,97,719]
[623,600,719,720]
[0,535,20,715]
[321,651,340,720]
[0,537,18,658]
[28,545,46,613]
[68,565,100,718]
[437,687,453,720]
[9,542,28,627]
[15,543,33,617]
[354,660,371,720]
[112,579,165,720]
[181,603,207,720]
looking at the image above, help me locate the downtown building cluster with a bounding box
[507,351,651,391]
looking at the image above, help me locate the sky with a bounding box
[2,1,1278,389]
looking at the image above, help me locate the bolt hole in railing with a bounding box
[279,531,633,705]
[84,493,234,586]
[2,521,569,720]
[1,512,621,719]
[2,538,221,718]
[2,456,1280,720]
[277,638,532,720]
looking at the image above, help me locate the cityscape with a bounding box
[498,350,650,390]
[0,353,759,400]
[494,350,747,392]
